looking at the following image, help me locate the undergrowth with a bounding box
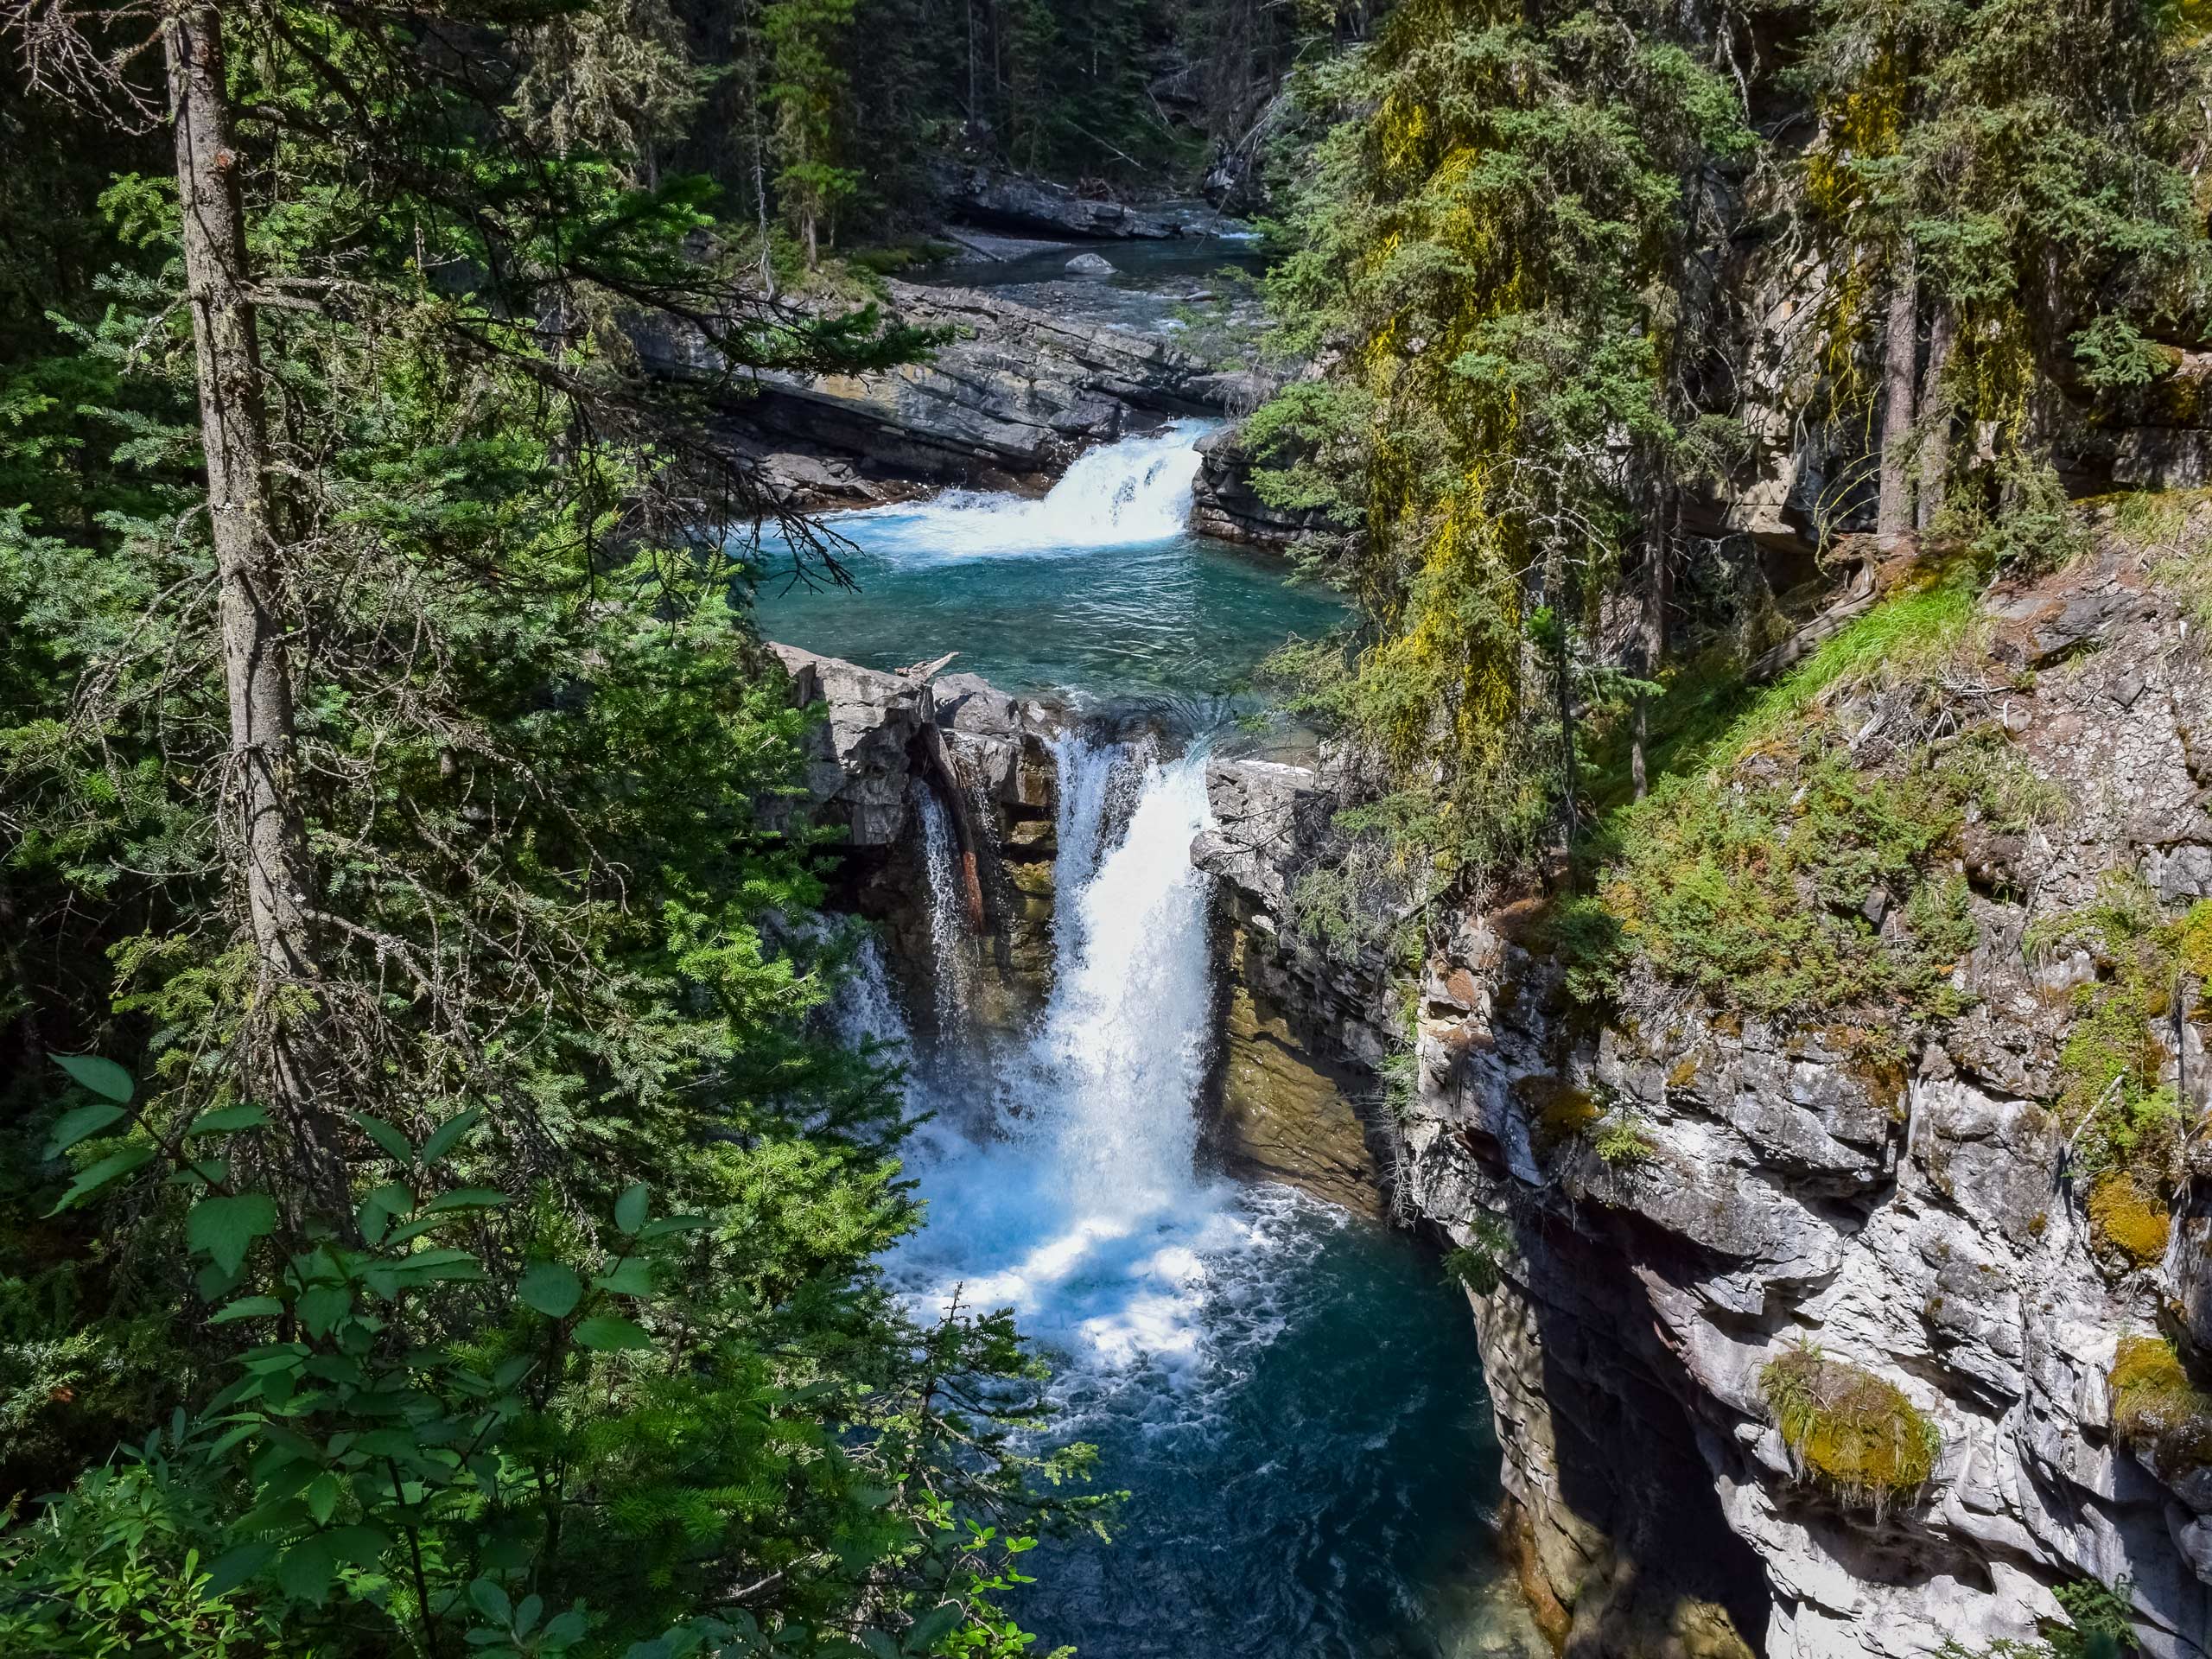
[2029,874,2207,1219]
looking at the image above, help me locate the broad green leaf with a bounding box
[469,1578,512,1625]
[49,1144,156,1213]
[518,1262,582,1319]
[188,1193,280,1274]
[306,1471,341,1525]
[276,1533,340,1605]
[298,1284,351,1338]
[353,1113,414,1165]
[203,1541,276,1595]
[54,1053,133,1103]
[325,1523,388,1566]
[571,1315,651,1351]
[613,1181,650,1236]
[186,1103,268,1137]
[638,1214,707,1240]
[383,1213,467,1247]
[45,1102,125,1156]
[422,1186,507,1213]
[903,1602,962,1654]
[513,1594,543,1637]
[543,1611,587,1645]
[212,1295,285,1325]
[592,1260,653,1298]
[420,1108,482,1166]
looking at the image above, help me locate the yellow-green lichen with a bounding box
[1759,1343,1940,1508]
[2109,1336,2212,1478]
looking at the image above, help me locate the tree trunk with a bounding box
[1630,514,1674,802]
[1876,247,1919,543]
[1916,302,1955,531]
[167,6,342,1203]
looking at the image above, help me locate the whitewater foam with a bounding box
[828,422,1210,562]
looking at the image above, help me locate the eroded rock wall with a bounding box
[1197,537,2212,1656]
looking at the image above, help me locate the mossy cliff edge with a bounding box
[1199,515,2212,1658]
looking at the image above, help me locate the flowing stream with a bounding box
[809,430,1543,1656]
[757,423,1345,703]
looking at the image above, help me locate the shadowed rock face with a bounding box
[1194,531,2212,1657]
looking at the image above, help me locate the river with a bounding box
[760,366,1544,1659]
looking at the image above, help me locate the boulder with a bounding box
[1065,251,1116,276]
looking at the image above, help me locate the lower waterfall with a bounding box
[848,735,1548,1659]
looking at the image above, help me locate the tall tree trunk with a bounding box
[167,6,342,1203]
[1916,302,1955,531]
[1876,246,1919,543]
[1630,508,1675,803]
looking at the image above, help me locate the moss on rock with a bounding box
[1759,1343,1940,1508]
[2086,1173,2171,1270]
[2109,1335,2212,1478]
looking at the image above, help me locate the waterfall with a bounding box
[828,422,1211,562]
[1021,747,1215,1214]
[888,737,1260,1372]
[915,784,975,1031]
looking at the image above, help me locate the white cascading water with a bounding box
[914,785,973,1030]
[827,422,1209,562]
[861,734,1289,1375]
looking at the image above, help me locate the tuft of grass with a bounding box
[1731,576,1984,755]
[1760,1342,1941,1509]
[2108,1336,2212,1478]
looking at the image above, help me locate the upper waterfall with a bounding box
[827,423,1210,562]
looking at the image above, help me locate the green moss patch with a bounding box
[2109,1336,2212,1478]
[2086,1173,2171,1269]
[1759,1343,1941,1508]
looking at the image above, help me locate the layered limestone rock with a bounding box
[642,280,1243,505]
[1197,535,2212,1656]
[770,644,1065,1038]
[931,165,1219,240]
[1190,425,1332,548]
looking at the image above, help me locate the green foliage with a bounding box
[1441,1213,1513,1297]
[0,9,1090,1656]
[3,1064,1092,1657]
[1933,1576,2139,1659]
[1796,0,2208,500]
[1759,1342,1942,1510]
[1562,734,1970,1022]
[2033,874,2209,1183]
[1244,0,1756,866]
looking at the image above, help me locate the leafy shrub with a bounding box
[1442,1214,1514,1297]
[2108,1336,2212,1478]
[1759,1342,1941,1509]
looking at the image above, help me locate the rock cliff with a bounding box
[1197,525,2212,1656]
[641,279,1243,506]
